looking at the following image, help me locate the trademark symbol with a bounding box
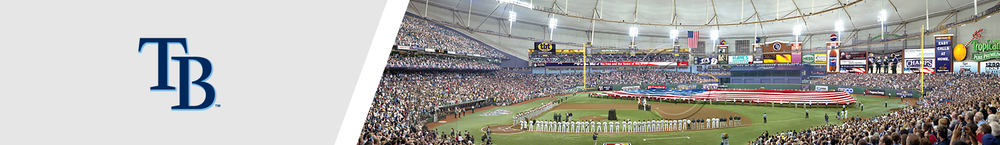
[216,104,221,107]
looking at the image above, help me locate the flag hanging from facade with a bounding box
[687,31,699,48]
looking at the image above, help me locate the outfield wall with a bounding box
[808,84,922,98]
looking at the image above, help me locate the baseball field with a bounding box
[429,93,911,145]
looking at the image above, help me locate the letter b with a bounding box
[171,57,215,110]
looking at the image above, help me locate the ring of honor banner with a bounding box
[533,42,557,54]
[935,34,953,73]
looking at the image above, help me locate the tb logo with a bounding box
[138,38,216,111]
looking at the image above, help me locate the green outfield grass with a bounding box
[533,109,663,121]
[432,93,907,145]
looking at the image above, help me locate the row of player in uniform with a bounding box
[519,116,742,133]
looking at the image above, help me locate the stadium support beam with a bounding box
[838,0,857,29]
[887,0,904,20]
[476,2,504,30]
[408,2,422,17]
[791,0,808,28]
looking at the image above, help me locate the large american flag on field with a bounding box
[687,31,699,49]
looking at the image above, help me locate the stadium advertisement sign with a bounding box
[904,59,935,68]
[792,53,802,63]
[697,57,718,65]
[837,87,854,94]
[954,62,979,73]
[970,40,1000,61]
[935,35,953,73]
[839,51,868,60]
[598,85,613,91]
[864,89,886,96]
[982,61,1000,74]
[802,54,815,63]
[728,55,753,64]
[828,50,839,72]
[814,54,828,63]
[896,90,914,98]
[646,85,667,89]
[533,42,557,54]
[815,85,828,91]
[904,49,936,58]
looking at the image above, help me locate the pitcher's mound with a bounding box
[483,125,524,134]
[578,116,607,121]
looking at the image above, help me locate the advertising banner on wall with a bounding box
[533,42,557,54]
[981,61,1000,74]
[697,57,718,65]
[815,85,829,91]
[792,53,803,63]
[864,89,886,96]
[904,59,936,68]
[814,54,828,63]
[802,54,815,63]
[646,85,667,89]
[904,49,936,58]
[729,55,753,64]
[839,51,868,60]
[953,62,979,73]
[598,85,613,91]
[896,90,914,98]
[828,49,839,72]
[935,35,953,73]
[837,87,854,94]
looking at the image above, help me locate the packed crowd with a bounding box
[395,16,505,59]
[810,73,957,90]
[358,69,709,144]
[386,53,499,70]
[587,69,711,85]
[699,72,732,76]
[755,73,1000,145]
[530,53,688,63]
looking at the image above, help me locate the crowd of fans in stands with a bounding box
[530,53,688,63]
[395,16,505,59]
[386,53,499,69]
[586,69,710,85]
[358,69,708,144]
[810,73,956,90]
[755,73,1000,145]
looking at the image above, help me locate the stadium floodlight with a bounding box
[670,29,679,40]
[835,20,844,32]
[548,18,558,29]
[629,26,639,37]
[710,30,719,40]
[793,25,802,41]
[548,18,558,40]
[878,9,887,22]
[508,11,516,23]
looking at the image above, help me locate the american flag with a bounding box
[687,31,699,49]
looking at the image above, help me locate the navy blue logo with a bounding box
[772,43,782,51]
[138,38,216,111]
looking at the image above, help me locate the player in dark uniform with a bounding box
[867,56,876,73]
[881,57,889,73]
[891,56,899,74]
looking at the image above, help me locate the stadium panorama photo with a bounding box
[359,0,1000,144]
